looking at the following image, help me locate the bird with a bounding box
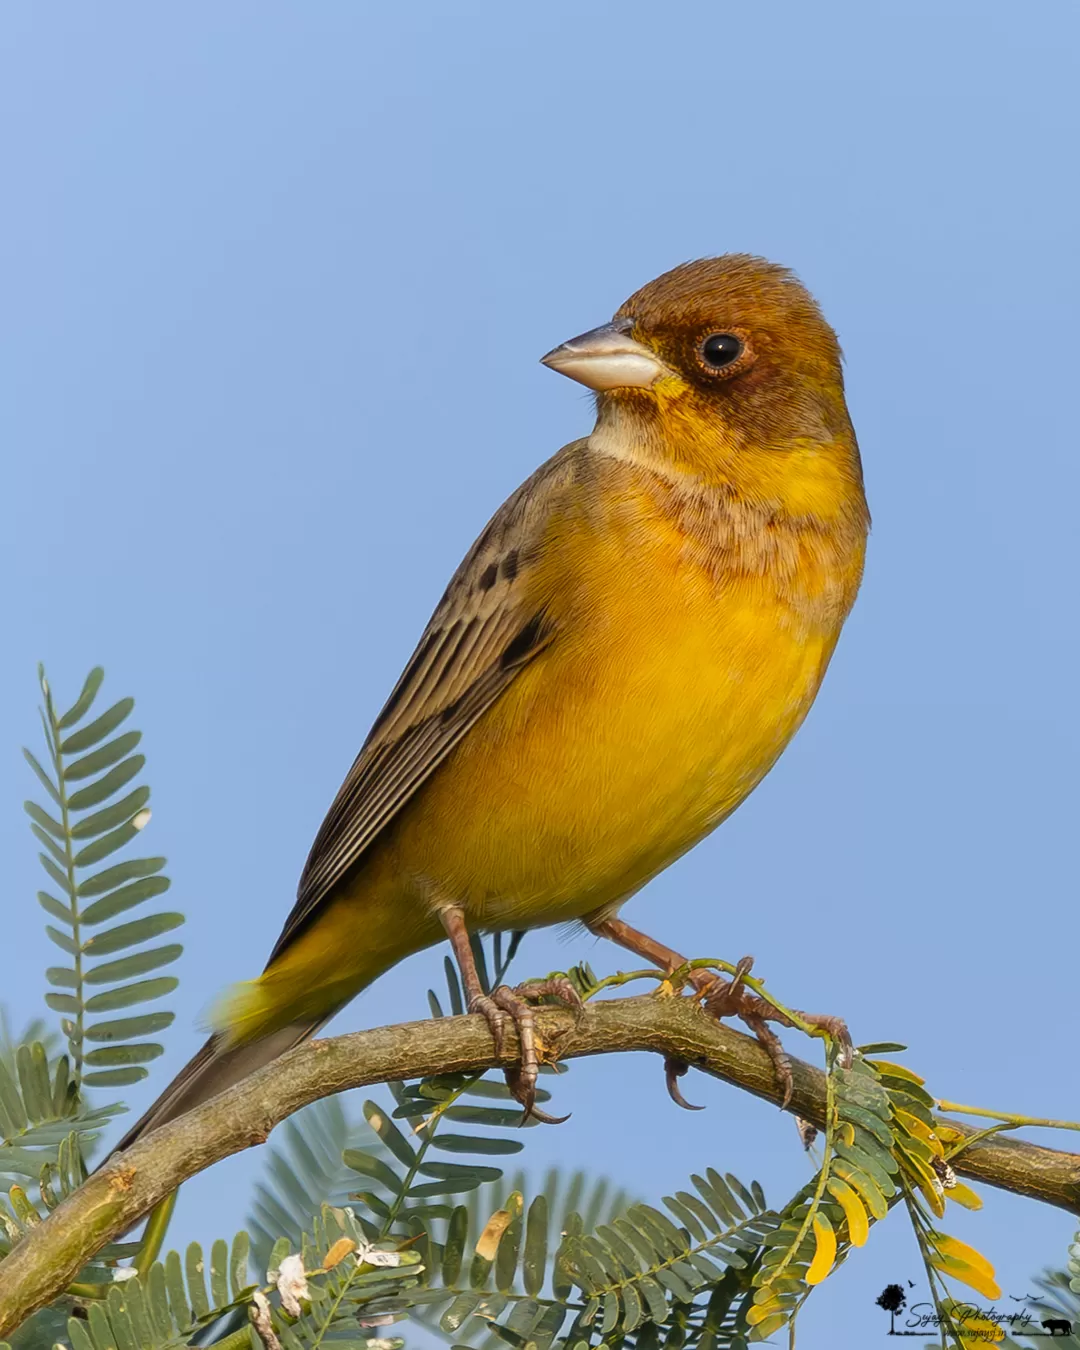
[115,253,869,1149]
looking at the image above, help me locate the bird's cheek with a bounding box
[653,373,692,405]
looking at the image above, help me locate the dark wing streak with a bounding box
[299,610,507,867]
[266,611,553,967]
[265,440,589,969]
[302,615,476,858]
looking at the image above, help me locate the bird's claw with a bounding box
[696,954,852,1109]
[665,1056,704,1111]
[469,978,580,1124]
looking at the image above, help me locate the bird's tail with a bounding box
[108,1016,328,1158]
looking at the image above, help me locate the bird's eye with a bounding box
[700,332,744,370]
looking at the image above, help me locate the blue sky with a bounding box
[3,4,1078,1345]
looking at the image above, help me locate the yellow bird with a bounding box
[118,254,868,1145]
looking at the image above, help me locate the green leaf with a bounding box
[77,856,166,897]
[580,1233,622,1284]
[84,977,179,1012]
[420,1160,504,1183]
[73,820,143,866]
[85,1011,174,1041]
[123,1277,156,1349]
[45,965,79,988]
[230,1230,250,1299]
[81,876,171,925]
[33,824,68,865]
[22,747,60,805]
[631,1203,683,1257]
[409,1177,485,1197]
[146,1262,172,1341]
[23,800,66,841]
[363,1099,417,1167]
[164,1246,191,1329]
[70,787,151,840]
[441,1292,482,1333]
[353,1188,392,1219]
[857,1041,908,1054]
[84,1065,151,1089]
[37,851,72,894]
[60,697,134,755]
[432,1134,524,1155]
[65,731,143,781]
[621,1281,644,1333]
[88,1306,116,1350]
[66,1316,96,1350]
[444,1104,541,1127]
[725,1173,759,1215]
[37,891,71,923]
[59,667,105,728]
[343,1148,404,1195]
[434,1202,467,1286]
[105,1284,139,1350]
[17,1043,51,1121]
[664,1194,707,1242]
[460,1079,551,1102]
[613,1217,658,1267]
[67,755,146,811]
[45,924,78,954]
[469,933,491,996]
[673,1190,722,1236]
[85,1044,165,1066]
[443,956,464,1015]
[522,1195,548,1298]
[834,1137,894,1194]
[210,1235,229,1309]
[187,1241,210,1320]
[84,945,183,984]
[695,1171,742,1224]
[45,993,82,1015]
[84,913,184,956]
[594,1223,641,1275]
[636,1274,669,1322]
[495,1213,523,1293]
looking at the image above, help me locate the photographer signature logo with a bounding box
[876,1282,1074,1338]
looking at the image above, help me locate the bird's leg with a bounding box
[589,917,851,1109]
[439,906,580,1122]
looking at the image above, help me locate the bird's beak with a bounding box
[540,320,671,391]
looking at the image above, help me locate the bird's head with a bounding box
[542,255,862,496]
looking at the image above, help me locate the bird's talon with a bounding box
[802,1012,853,1068]
[665,1056,704,1111]
[698,964,851,1111]
[482,980,577,1125]
[468,992,509,1057]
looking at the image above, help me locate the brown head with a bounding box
[542,256,866,511]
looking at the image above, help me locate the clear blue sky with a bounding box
[3,4,1078,1345]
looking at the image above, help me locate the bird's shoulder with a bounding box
[365,437,594,748]
[272,439,596,960]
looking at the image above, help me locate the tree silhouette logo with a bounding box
[876,1284,907,1334]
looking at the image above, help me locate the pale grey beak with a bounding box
[540,319,671,391]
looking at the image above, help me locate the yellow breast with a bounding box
[393,465,862,927]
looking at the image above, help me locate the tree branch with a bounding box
[1,995,1077,1337]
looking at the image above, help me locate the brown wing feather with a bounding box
[266,441,588,966]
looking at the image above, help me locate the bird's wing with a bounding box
[267,441,589,965]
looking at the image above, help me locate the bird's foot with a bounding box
[469,977,583,1124]
[693,956,853,1110]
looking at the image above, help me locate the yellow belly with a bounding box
[396,569,835,928]
[239,486,855,1038]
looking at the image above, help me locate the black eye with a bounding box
[700,332,744,370]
